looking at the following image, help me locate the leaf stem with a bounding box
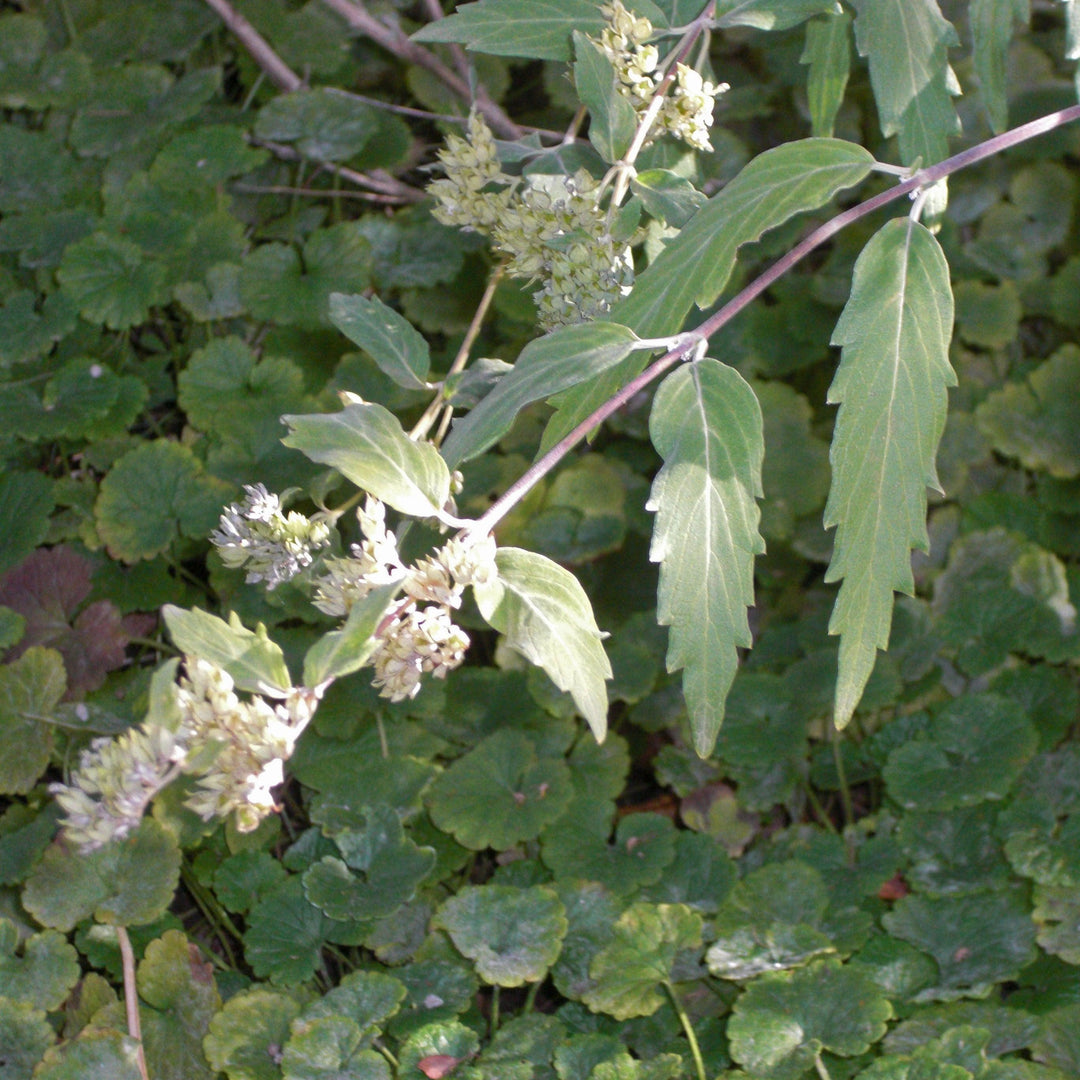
[831,728,855,830]
[117,926,150,1080]
[466,102,1080,537]
[814,1051,834,1080]
[523,979,542,1013]
[664,981,707,1080]
[801,775,839,836]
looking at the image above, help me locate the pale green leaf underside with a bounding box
[825,217,955,727]
[162,606,292,696]
[283,401,451,518]
[851,0,961,165]
[328,291,431,391]
[716,0,842,32]
[474,547,611,740]
[647,360,765,757]
[442,322,641,469]
[608,138,875,338]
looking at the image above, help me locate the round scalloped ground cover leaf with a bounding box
[882,887,1037,996]
[397,1020,480,1080]
[582,902,703,1020]
[433,884,568,987]
[0,995,55,1075]
[540,799,678,894]
[727,959,892,1079]
[244,877,339,986]
[882,692,1038,810]
[204,987,303,1080]
[94,438,234,562]
[33,1028,145,1080]
[22,817,181,931]
[426,728,574,851]
[0,918,80,1011]
[0,644,65,795]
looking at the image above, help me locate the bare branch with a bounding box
[200,0,302,91]
[319,0,522,140]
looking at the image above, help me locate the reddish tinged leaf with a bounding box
[0,545,143,696]
[418,1054,462,1078]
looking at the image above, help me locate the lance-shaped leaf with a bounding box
[800,11,852,138]
[608,138,874,338]
[647,360,765,757]
[329,292,431,391]
[162,605,292,697]
[411,0,612,61]
[715,0,843,31]
[850,0,961,165]
[283,402,451,518]
[474,547,611,739]
[441,322,642,469]
[824,217,955,728]
[302,580,403,687]
[573,31,637,164]
[971,0,1031,133]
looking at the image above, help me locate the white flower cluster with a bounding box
[51,659,321,851]
[211,483,331,589]
[429,113,633,327]
[595,0,726,152]
[314,497,497,702]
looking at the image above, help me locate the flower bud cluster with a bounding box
[429,115,633,327]
[595,1,727,152]
[51,659,321,851]
[211,483,331,590]
[314,498,498,702]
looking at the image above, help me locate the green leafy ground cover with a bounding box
[0,1,1079,1078]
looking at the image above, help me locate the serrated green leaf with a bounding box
[573,31,637,164]
[204,987,303,1080]
[255,88,381,162]
[0,646,65,795]
[882,693,1038,810]
[434,884,567,987]
[473,547,611,739]
[609,138,874,337]
[303,806,435,920]
[0,289,77,367]
[95,440,233,563]
[162,606,292,696]
[883,888,1037,997]
[214,851,289,914]
[971,0,1030,133]
[283,402,450,518]
[541,801,677,893]
[851,0,961,165]
[134,930,220,1080]
[282,1023,390,1080]
[824,218,955,727]
[630,170,707,228]
[647,359,764,757]
[426,729,574,850]
[975,345,1080,479]
[728,959,892,1079]
[800,11,852,138]
[411,0,606,60]
[33,1028,144,1080]
[57,231,168,330]
[240,224,372,330]
[441,321,642,469]
[0,801,59,886]
[302,581,403,687]
[0,919,80,1011]
[582,902,702,1020]
[715,0,842,30]
[22,817,181,931]
[328,293,431,391]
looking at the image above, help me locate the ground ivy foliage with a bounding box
[1,0,1080,1077]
